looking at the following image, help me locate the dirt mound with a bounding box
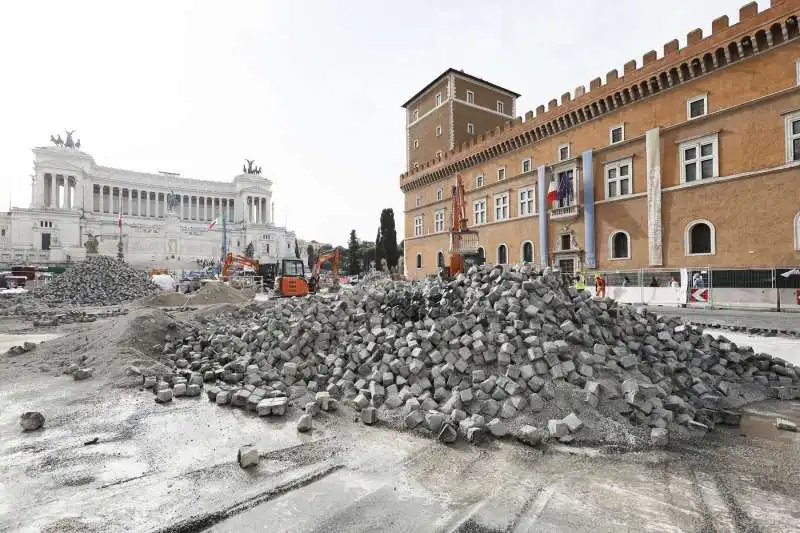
[189,282,250,305]
[3,308,193,386]
[138,292,191,308]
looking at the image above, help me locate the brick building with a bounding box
[400,0,800,280]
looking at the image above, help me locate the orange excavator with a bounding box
[445,173,483,278]
[221,253,258,279]
[274,257,309,297]
[309,249,341,293]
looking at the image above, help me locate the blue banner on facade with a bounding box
[582,150,596,269]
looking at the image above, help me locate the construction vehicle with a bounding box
[309,249,341,293]
[220,253,258,279]
[443,174,484,278]
[274,257,310,297]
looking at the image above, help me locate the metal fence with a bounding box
[588,266,800,289]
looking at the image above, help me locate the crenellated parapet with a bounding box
[399,0,800,192]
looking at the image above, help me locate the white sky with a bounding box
[0,0,751,246]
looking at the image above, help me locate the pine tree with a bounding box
[346,230,361,276]
[306,244,315,270]
[379,209,399,268]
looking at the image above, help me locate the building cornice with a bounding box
[399,2,800,192]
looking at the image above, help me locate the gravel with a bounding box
[34,256,158,306]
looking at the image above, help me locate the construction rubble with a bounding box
[33,256,158,306]
[133,264,799,446]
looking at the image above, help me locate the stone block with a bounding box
[297,414,313,432]
[405,410,425,429]
[361,406,377,425]
[238,445,260,468]
[650,428,669,446]
[562,412,583,433]
[157,388,174,403]
[487,418,508,437]
[547,420,569,437]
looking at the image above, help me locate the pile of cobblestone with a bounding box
[34,256,158,306]
[144,264,800,446]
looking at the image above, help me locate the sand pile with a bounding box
[138,292,191,308]
[2,308,193,385]
[189,282,251,305]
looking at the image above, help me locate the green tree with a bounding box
[244,242,255,258]
[306,244,316,270]
[346,230,361,276]
[360,241,376,272]
[379,209,399,268]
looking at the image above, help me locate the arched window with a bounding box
[685,219,716,255]
[477,247,485,262]
[521,241,534,263]
[415,253,422,269]
[497,244,508,265]
[436,250,444,268]
[609,231,630,259]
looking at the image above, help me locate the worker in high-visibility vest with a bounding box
[575,272,586,291]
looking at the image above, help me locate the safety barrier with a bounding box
[585,266,800,312]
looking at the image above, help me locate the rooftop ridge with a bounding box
[400,0,800,187]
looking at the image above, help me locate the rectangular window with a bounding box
[475,175,484,188]
[434,209,445,233]
[415,193,421,207]
[785,111,800,162]
[605,158,633,199]
[497,167,506,181]
[473,199,487,225]
[558,144,570,162]
[413,215,424,237]
[435,92,442,107]
[413,139,419,149]
[467,123,474,135]
[436,125,442,136]
[436,187,443,201]
[466,90,475,104]
[688,94,707,119]
[494,193,509,221]
[560,234,572,251]
[610,125,624,144]
[497,101,504,114]
[522,158,532,174]
[680,134,718,183]
[413,109,419,121]
[519,188,535,216]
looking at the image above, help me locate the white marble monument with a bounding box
[0,133,307,269]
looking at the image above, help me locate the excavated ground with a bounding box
[1,306,799,532]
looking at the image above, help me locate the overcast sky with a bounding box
[0,0,750,246]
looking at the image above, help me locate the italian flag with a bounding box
[208,214,222,231]
[546,177,557,205]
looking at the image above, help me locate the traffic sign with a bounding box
[690,288,709,303]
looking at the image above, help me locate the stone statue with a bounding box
[242,164,247,174]
[64,130,76,149]
[75,139,81,150]
[244,159,255,174]
[50,134,64,147]
[84,232,99,254]
[256,166,262,175]
[166,190,178,213]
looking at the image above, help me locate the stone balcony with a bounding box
[549,203,581,220]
